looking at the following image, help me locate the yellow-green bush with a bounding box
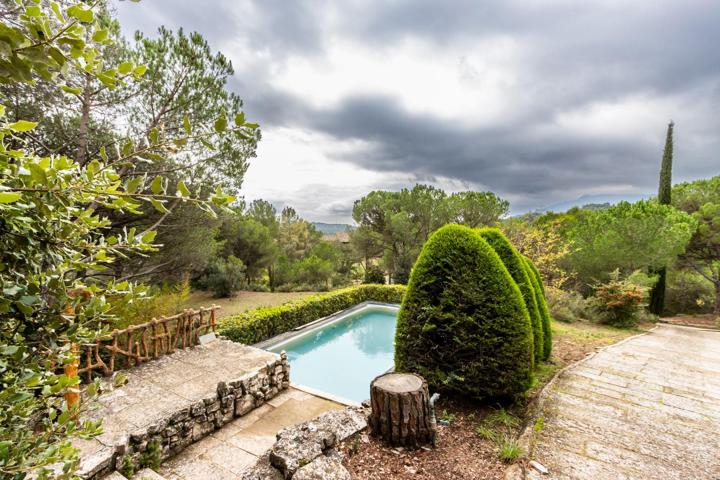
[218,284,405,344]
[395,225,534,400]
[479,228,544,363]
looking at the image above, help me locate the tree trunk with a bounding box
[715,280,720,315]
[649,267,666,315]
[369,372,436,448]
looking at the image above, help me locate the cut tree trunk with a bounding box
[369,372,436,448]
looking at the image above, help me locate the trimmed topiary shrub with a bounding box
[218,284,405,344]
[395,224,534,400]
[478,228,544,363]
[523,257,552,360]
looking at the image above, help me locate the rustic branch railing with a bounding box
[78,306,219,382]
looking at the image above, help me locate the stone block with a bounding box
[235,394,255,416]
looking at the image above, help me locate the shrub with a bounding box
[524,257,552,360]
[665,270,715,315]
[394,224,534,400]
[591,270,648,328]
[479,228,544,363]
[199,255,246,298]
[363,264,386,284]
[112,275,191,329]
[545,286,590,323]
[219,284,405,344]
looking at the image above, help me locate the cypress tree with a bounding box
[649,121,674,314]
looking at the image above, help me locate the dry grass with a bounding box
[181,290,317,318]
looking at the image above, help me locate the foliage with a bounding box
[0,2,247,477]
[394,225,534,400]
[198,256,246,298]
[545,286,590,323]
[524,257,552,360]
[363,264,386,284]
[664,270,715,315]
[478,228,544,363]
[563,200,695,287]
[501,216,574,290]
[112,275,191,329]
[497,436,523,463]
[352,185,509,283]
[650,121,675,314]
[673,176,720,313]
[591,270,649,328]
[218,285,405,345]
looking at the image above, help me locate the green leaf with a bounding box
[133,65,147,76]
[149,198,168,213]
[150,176,163,195]
[214,114,227,133]
[176,181,190,198]
[118,61,133,74]
[51,2,65,21]
[148,128,159,145]
[125,177,142,194]
[8,120,37,132]
[234,112,245,126]
[93,29,109,43]
[62,85,82,95]
[25,6,42,17]
[67,4,94,23]
[0,192,22,203]
[141,230,157,243]
[183,115,191,135]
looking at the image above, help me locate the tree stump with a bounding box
[369,372,436,447]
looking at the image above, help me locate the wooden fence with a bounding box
[77,306,219,382]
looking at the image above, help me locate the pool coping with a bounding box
[253,301,400,406]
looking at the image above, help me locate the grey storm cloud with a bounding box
[116,0,720,214]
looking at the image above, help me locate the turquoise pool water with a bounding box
[268,305,398,403]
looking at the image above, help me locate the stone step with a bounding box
[131,468,167,480]
[101,472,129,480]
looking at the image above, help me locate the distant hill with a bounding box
[311,222,354,235]
[539,193,652,213]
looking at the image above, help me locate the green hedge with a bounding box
[395,224,534,400]
[524,257,552,360]
[478,228,544,363]
[218,284,406,344]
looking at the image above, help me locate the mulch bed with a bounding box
[341,398,506,480]
[339,320,643,480]
[661,314,718,330]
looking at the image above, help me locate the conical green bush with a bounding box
[478,228,544,363]
[394,224,534,399]
[524,256,552,360]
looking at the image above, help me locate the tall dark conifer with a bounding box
[649,121,674,314]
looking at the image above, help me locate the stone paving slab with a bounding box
[77,339,288,478]
[158,387,343,480]
[528,325,720,480]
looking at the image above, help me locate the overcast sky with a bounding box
[115,0,720,223]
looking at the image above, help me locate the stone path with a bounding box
[528,324,720,479]
[158,387,343,479]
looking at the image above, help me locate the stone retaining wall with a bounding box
[113,352,290,476]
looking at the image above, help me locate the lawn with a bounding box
[340,318,650,480]
[182,290,318,318]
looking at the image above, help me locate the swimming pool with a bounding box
[267,303,399,403]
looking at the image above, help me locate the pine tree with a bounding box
[649,121,674,314]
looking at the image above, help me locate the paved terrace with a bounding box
[75,338,297,478]
[527,324,720,479]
